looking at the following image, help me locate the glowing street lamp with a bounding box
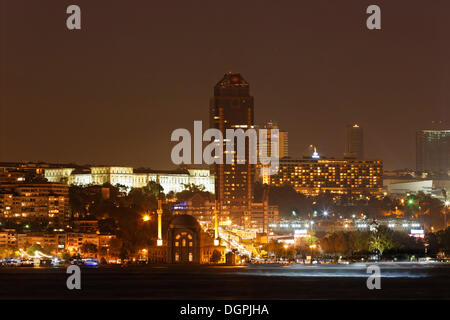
[309,244,317,264]
[157,200,163,246]
[142,215,150,222]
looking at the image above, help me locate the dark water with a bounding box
[0,263,449,299]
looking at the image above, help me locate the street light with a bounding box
[142,215,150,222]
[323,211,328,217]
[309,244,317,264]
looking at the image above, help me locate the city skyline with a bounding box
[1,1,450,305]
[1,1,449,171]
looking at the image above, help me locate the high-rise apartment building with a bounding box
[416,129,450,174]
[209,72,255,208]
[255,121,288,184]
[257,121,288,159]
[265,158,383,195]
[344,124,364,159]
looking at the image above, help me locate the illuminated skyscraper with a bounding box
[255,121,288,184]
[209,72,255,208]
[344,124,364,159]
[416,129,450,174]
[257,121,288,159]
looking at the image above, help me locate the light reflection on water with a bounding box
[235,271,428,278]
[228,264,434,278]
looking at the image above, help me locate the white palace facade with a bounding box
[45,166,214,194]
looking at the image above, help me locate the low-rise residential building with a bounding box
[13,231,115,256]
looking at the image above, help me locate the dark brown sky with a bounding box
[1,0,449,170]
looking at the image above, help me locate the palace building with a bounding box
[44,166,214,194]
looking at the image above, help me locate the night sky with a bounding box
[1,0,449,170]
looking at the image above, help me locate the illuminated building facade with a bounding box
[171,193,279,233]
[14,232,115,257]
[257,121,288,159]
[344,124,364,159]
[383,178,450,200]
[248,202,279,233]
[266,158,383,195]
[209,72,255,207]
[256,121,288,184]
[269,218,423,236]
[416,129,450,174]
[0,183,69,219]
[0,229,16,247]
[45,166,214,194]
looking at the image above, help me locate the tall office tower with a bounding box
[257,121,289,159]
[416,129,450,174]
[209,72,255,210]
[344,124,364,159]
[255,121,288,184]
